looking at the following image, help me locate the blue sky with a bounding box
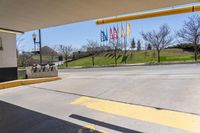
[17,5,200,52]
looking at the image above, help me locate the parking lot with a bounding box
[1,64,200,133]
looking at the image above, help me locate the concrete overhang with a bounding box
[0,0,198,32]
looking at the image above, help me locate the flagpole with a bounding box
[100,29,101,47]
[125,21,128,64]
[106,26,108,46]
[114,24,117,65]
[102,28,105,47]
[100,28,102,47]
[105,27,107,46]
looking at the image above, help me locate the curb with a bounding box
[0,77,61,90]
[58,61,200,70]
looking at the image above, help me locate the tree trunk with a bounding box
[194,43,198,61]
[114,47,117,65]
[92,55,95,67]
[65,62,68,67]
[65,57,68,67]
[124,50,127,64]
[130,49,134,59]
[157,50,161,63]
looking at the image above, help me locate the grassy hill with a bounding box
[32,55,58,62]
[58,48,197,68]
[31,46,58,64]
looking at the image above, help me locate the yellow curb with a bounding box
[0,80,21,89]
[72,96,200,133]
[0,77,61,89]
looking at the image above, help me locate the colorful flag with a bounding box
[126,22,131,37]
[105,29,108,41]
[100,30,108,42]
[121,23,126,37]
[100,30,103,42]
[113,26,118,39]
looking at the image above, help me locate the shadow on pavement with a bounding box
[69,114,142,133]
[0,100,100,133]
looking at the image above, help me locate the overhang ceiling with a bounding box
[0,0,198,32]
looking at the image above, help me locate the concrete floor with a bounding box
[1,64,200,133]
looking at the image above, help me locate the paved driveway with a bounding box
[1,64,200,133]
[45,64,200,114]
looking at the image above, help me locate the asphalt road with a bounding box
[1,64,200,133]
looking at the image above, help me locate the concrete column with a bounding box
[0,32,17,82]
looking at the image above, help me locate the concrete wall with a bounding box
[0,32,17,82]
[0,32,17,68]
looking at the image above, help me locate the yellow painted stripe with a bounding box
[0,77,61,89]
[71,96,200,133]
[21,77,61,85]
[78,124,108,133]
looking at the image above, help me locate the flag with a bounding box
[100,30,104,42]
[105,29,108,41]
[110,27,113,40]
[126,22,131,37]
[117,24,121,39]
[121,23,126,37]
[113,26,118,39]
[100,30,108,42]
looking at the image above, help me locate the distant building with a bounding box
[72,51,90,60]
[87,46,112,53]
[41,46,57,56]
[22,51,32,56]
[72,46,112,60]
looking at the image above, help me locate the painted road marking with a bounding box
[77,124,95,133]
[77,124,108,133]
[71,96,200,133]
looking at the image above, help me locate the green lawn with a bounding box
[58,49,196,68]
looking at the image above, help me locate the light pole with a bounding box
[32,29,42,64]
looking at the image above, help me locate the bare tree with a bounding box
[86,40,99,66]
[18,51,32,67]
[109,40,119,65]
[118,40,124,50]
[80,45,87,51]
[50,46,57,63]
[16,37,24,58]
[58,45,73,67]
[177,15,200,61]
[86,40,99,51]
[141,24,173,63]
[144,43,152,57]
[144,43,148,57]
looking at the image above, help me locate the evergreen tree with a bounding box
[130,38,136,50]
[130,38,136,59]
[147,43,152,50]
[137,40,141,51]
